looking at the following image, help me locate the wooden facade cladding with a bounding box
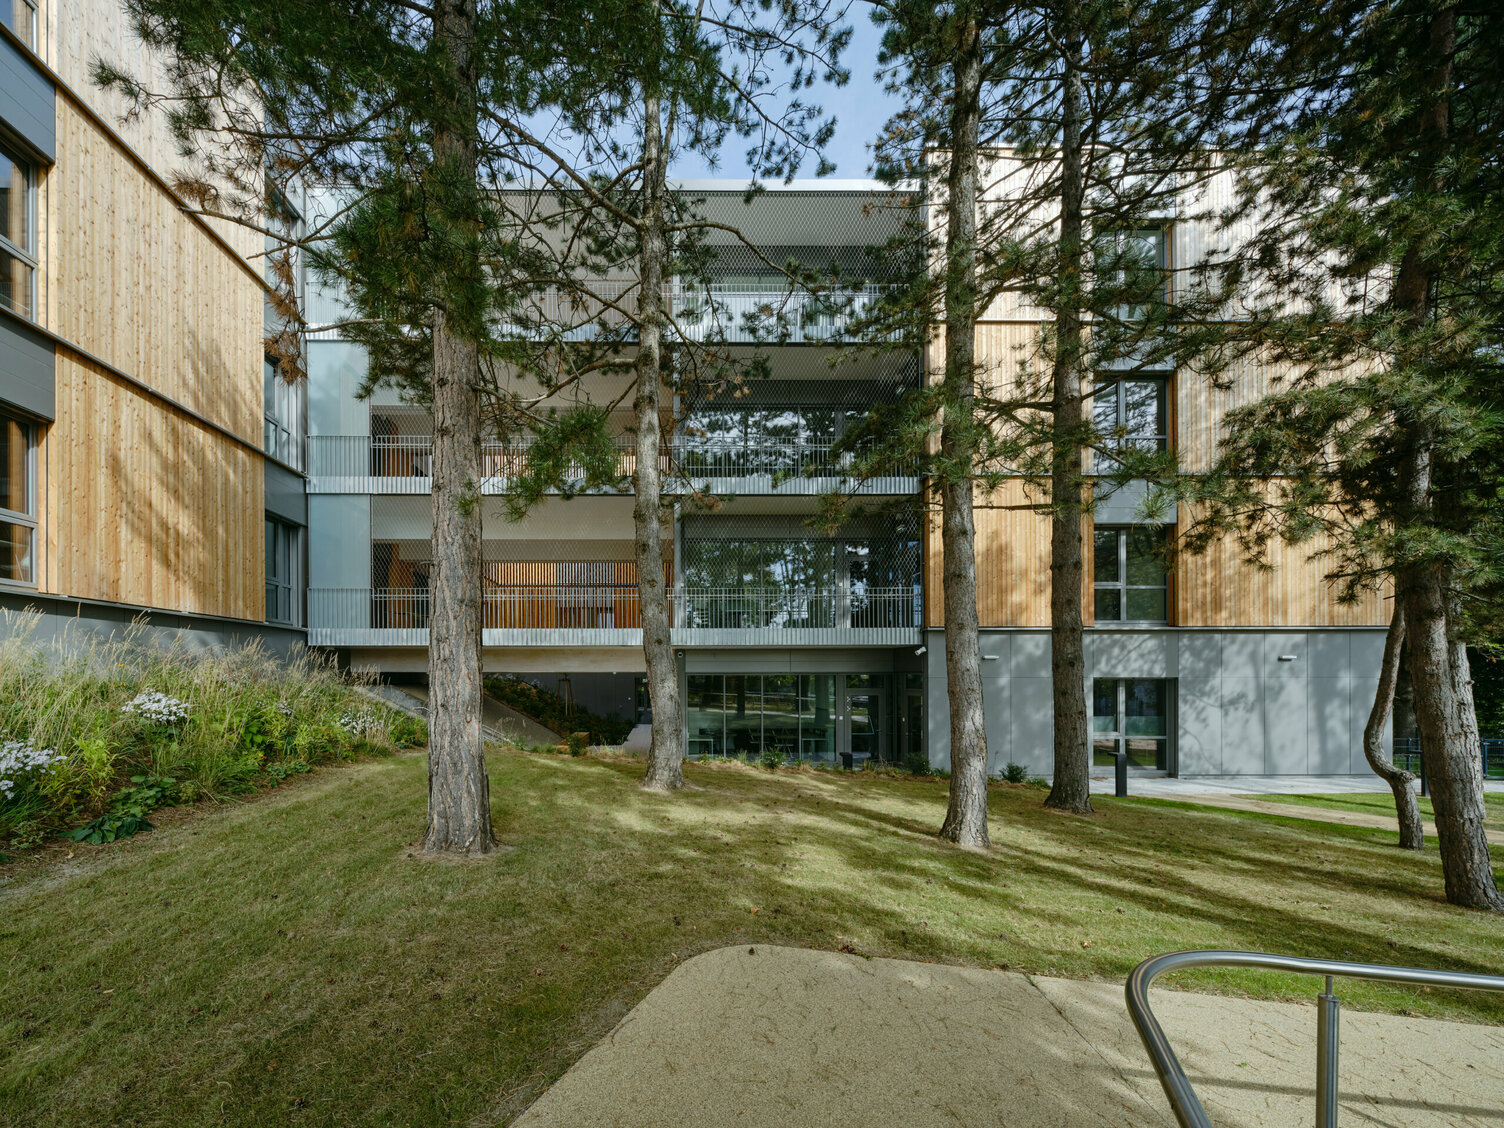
[42,353,265,619]
[46,100,263,443]
[24,13,272,622]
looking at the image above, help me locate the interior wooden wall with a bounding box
[35,93,268,619]
[43,353,264,618]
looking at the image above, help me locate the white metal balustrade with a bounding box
[307,583,922,646]
[308,434,918,494]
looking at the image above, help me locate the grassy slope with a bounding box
[1238,791,1504,833]
[3,750,1504,1128]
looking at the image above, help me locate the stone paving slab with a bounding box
[512,946,1504,1128]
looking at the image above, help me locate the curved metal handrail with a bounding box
[1126,949,1504,1128]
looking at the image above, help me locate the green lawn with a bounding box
[1238,791,1504,834]
[3,749,1504,1128]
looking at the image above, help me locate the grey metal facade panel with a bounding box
[1264,632,1309,678]
[264,460,307,525]
[1177,676,1222,774]
[1093,631,1175,678]
[1348,677,1385,774]
[0,314,54,419]
[0,35,54,160]
[1092,479,1176,525]
[308,495,370,588]
[0,589,307,656]
[1008,676,1055,771]
[1263,676,1309,773]
[1220,632,1265,679]
[1218,676,1265,774]
[1308,675,1353,774]
[1179,630,1221,678]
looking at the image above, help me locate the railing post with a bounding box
[1316,975,1340,1128]
[1115,750,1128,798]
[1419,747,1429,797]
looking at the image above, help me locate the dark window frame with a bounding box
[1093,525,1169,624]
[1092,375,1169,472]
[0,408,36,587]
[0,138,37,321]
[264,516,302,626]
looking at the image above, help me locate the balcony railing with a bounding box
[309,435,645,486]
[310,434,917,492]
[676,440,917,480]
[307,583,921,641]
[503,281,886,345]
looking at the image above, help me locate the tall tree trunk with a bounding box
[1044,0,1092,815]
[1364,604,1425,850]
[1391,5,1499,910]
[423,0,494,854]
[636,69,684,792]
[936,11,989,849]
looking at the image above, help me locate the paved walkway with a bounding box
[1088,773,1504,797]
[1139,792,1504,845]
[513,946,1504,1128]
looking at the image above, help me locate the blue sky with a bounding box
[670,12,903,182]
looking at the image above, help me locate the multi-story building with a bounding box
[920,166,1391,777]
[3,2,1392,774]
[0,0,307,652]
[303,183,928,764]
[303,173,1393,778]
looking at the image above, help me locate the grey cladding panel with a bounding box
[1177,676,1222,774]
[0,314,54,419]
[0,36,53,160]
[264,461,307,525]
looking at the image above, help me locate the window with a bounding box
[0,410,35,585]
[1092,377,1167,471]
[1093,678,1172,770]
[1093,526,1167,622]
[265,518,301,625]
[264,356,304,470]
[1096,227,1167,322]
[2,0,36,50]
[0,140,36,319]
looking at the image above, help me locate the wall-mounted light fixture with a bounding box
[914,646,927,656]
[982,654,1000,661]
[1277,654,1297,662]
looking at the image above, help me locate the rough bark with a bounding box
[1043,0,1092,815]
[421,0,493,854]
[635,73,685,792]
[1390,5,1500,910]
[1363,604,1425,850]
[934,12,990,849]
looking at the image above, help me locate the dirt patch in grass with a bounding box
[3,749,1503,1128]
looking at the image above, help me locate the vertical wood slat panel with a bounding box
[48,100,263,445]
[46,353,264,619]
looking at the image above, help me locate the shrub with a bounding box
[0,610,424,849]
[566,732,589,756]
[1001,762,1029,784]
[759,748,784,771]
[902,751,931,777]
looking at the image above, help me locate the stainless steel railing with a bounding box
[1125,949,1504,1128]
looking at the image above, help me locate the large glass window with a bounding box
[1096,227,1168,322]
[1092,377,1168,471]
[1,0,36,50]
[1093,678,1172,770]
[264,356,304,470]
[1093,526,1168,622]
[0,410,34,585]
[265,518,301,625]
[685,673,873,764]
[0,141,36,320]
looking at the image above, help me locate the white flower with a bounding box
[121,691,191,725]
[0,738,61,801]
[337,710,384,737]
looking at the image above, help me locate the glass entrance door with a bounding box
[1092,678,1173,771]
[839,686,883,766]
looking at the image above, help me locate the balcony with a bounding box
[307,583,922,648]
[504,281,888,346]
[308,434,918,496]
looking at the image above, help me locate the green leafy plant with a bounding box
[1002,762,1029,784]
[265,758,311,782]
[565,732,589,757]
[759,748,784,771]
[902,751,931,777]
[65,775,177,844]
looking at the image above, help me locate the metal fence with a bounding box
[675,440,917,479]
[1391,736,1504,779]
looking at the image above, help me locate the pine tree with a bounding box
[1174,2,1504,907]
[102,0,594,854]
